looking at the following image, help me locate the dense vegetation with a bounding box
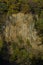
[0,0,43,65]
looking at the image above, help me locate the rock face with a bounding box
[4,13,43,52]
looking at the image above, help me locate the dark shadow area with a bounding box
[31,57,43,65]
[0,58,18,65]
[0,41,18,65]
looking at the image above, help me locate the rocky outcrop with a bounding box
[3,13,43,52]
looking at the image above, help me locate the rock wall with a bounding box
[4,13,43,52]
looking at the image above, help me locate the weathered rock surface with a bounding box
[3,13,43,52]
